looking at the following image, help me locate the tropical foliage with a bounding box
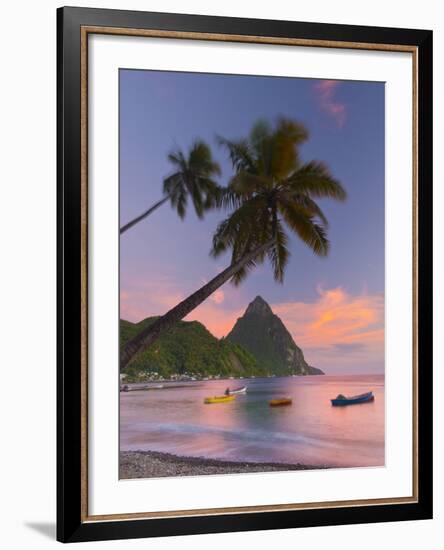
[120,141,221,234]
[213,118,347,284]
[120,118,346,370]
[163,141,221,219]
[120,317,264,381]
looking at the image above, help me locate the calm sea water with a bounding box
[120,374,385,468]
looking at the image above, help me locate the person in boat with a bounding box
[224,387,230,396]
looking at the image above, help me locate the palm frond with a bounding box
[164,140,221,219]
[269,118,308,179]
[216,135,256,173]
[279,200,329,256]
[267,219,290,282]
[250,119,272,151]
[249,120,272,176]
[187,178,205,218]
[229,171,270,196]
[281,191,329,226]
[211,117,345,285]
[170,185,188,219]
[167,150,186,171]
[188,140,221,177]
[230,256,260,286]
[198,178,222,209]
[211,195,270,258]
[215,187,244,211]
[163,172,182,195]
[274,117,308,144]
[285,161,347,201]
[230,224,269,285]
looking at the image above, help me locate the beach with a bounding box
[120,450,325,479]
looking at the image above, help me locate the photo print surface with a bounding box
[119,69,385,480]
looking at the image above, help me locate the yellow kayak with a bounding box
[204,395,236,404]
[269,398,292,407]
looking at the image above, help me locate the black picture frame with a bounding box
[57,6,433,543]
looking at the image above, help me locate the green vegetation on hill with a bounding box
[226,296,324,376]
[120,317,267,381]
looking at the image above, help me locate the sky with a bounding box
[119,69,385,374]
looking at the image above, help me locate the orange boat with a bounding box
[269,398,292,407]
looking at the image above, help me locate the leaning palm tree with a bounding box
[120,118,346,370]
[120,141,221,234]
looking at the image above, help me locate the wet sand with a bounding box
[120,450,328,479]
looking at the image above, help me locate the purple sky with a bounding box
[119,69,385,374]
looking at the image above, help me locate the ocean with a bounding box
[120,374,385,468]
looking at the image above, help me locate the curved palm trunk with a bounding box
[120,193,172,234]
[120,238,275,370]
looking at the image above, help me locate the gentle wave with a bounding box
[130,421,382,450]
[121,375,385,467]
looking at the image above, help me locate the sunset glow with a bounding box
[119,70,385,374]
[121,280,384,372]
[313,80,347,127]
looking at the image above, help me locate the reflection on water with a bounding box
[120,375,385,468]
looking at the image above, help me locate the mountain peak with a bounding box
[245,296,273,317]
[227,296,324,376]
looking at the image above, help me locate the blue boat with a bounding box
[331,391,374,406]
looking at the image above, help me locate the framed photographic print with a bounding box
[57,6,433,543]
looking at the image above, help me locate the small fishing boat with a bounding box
[331,391,374,406]
[204,395,236,404]
[224,386,247,395]
[269,397,292,407]
[120,384,164,392]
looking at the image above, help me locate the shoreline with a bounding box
[120,450,329,479]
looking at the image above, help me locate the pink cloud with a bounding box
[272,286,384,369]
[120,275,384,372]
[187,285,383,372]
[121,273,245,337]
[314,80,347,127]
[209,288,225,305]
[186,303,243,338]
[120,275,185,322]
[186,284,245,337]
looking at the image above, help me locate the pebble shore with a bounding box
[120,450,327,479]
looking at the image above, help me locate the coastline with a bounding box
[120,450,329,479]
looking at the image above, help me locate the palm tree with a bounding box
[120,118,346,370]
[120,141,221,234]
